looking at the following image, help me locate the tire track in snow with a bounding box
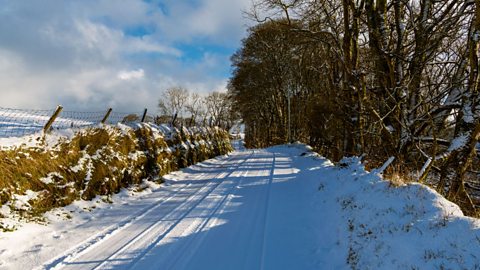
[260,151,276,270]
[42,153,239,270]
[124,149,272,270]
[89,182,219,270]
[157,152,255,270]
[121,150,255,270]
[43,183,193,270]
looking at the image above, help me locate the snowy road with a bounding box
[39,147,321,270]
[4,144,480,269]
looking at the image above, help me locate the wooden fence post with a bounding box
[141,108,148,122]
[43,105,63,133]
[101,108,113,124]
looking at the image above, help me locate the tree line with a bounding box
[228,0,480,216]
[156,86,237,130]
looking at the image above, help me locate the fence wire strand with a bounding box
[0,107,151,138]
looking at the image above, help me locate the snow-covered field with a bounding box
[0,109,93,138]
[1,144,480,269]
[0,108,136,139]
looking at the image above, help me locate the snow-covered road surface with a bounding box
[36,147,320,270]
[3,144,480,270]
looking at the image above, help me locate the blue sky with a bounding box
[0,0,252,113]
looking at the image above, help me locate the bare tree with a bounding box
[158,86,189,126]
[204,91,234,129]
[186,92,204,127]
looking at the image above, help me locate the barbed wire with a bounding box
[0,107,154,138]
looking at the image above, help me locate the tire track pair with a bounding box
[120,150,255,270]
[160,151,256,270]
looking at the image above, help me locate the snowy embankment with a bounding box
[1,144,479,269]
[305,152,480,269]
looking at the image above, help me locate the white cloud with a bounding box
[126,37,182,56]
[153,0,252,45]
[0,0,251,113]
[117,69,145,80]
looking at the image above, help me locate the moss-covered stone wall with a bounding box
[0,124,233,218]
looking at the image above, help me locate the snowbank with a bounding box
[290,144,480,269]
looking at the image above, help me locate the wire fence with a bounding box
[0,106,154,138]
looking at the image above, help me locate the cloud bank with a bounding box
[0,0,251,113]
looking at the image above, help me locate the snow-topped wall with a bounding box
[0,123,233,223]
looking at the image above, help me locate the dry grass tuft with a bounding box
[383,164,416,188]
